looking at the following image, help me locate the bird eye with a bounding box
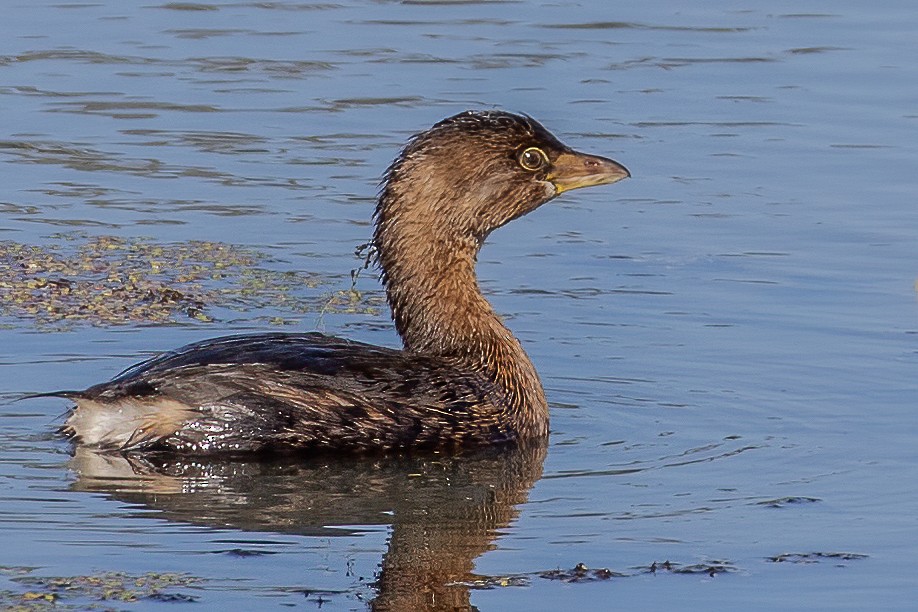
[518,147,548,172]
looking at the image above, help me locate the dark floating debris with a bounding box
[647,560,736,577]
[0,233,382,328]
[295,586,353,609]
[538,562,625,583]
[457,560,745,590]
[767,552,868,564]
[459,559,746,590]
[452,563,625,590]
[756,496,822,508]
[217,548,279,557]
[147,592,200,602]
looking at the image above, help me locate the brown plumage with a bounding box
[58,110,629,455]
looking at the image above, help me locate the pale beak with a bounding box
[548,150,630,194]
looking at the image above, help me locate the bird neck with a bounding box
[375,221,548,430]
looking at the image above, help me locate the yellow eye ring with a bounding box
[518,146,548,171]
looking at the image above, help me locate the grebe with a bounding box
[60,111,629,454]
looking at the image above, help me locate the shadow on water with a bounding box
[69,442,547,610]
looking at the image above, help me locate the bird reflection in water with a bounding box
[70,442,546,610]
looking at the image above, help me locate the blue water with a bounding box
[1,1,917,610]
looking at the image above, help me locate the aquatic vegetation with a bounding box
[0,233,382,329]
[0,568,199,610]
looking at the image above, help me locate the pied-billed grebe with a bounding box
[59,111,629,454]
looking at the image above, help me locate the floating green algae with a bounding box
[0,568,200,610]
[0,233,383,329]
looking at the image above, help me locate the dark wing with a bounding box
[69,333,514,454]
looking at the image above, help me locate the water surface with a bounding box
[2,1,917,610]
